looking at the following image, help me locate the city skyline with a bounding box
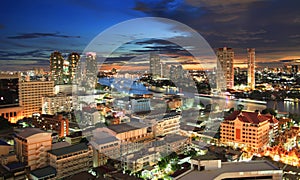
[1,0,300,71]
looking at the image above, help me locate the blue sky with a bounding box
[1,0,300,70]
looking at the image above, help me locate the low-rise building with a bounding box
[180,159,282,180]
[48,143,93,179]
[14,128,52,170]
[220,111,270,152]
[107,122,153,142]
[41,93,72,115]
[32,113,69,137]
[90,128,121,167]
[131,98,151,113]
[154,114,180,136]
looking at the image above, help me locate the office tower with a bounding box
[19,80,54,117]
[149,53,161,77]
[67,52,80,83]
[247,48,255,90]
[0,72,23,123]
[14,128,52,170]
[217,47,234,90]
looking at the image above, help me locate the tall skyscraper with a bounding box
[50,51,64,85]
[149,53,161,77]
[85,52,98,92]
[67,52,80,83]
[217,47,234,90]
[85,52,97,75]
[50,51,80,85]
[247,48,255,90]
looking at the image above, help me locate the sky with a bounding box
[1,0,300,71]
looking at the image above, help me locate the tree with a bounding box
[228,107,234,114]
[261,108,277,116]
[237,104,244,111]
[158,158,168,169]
[0,116,11,130]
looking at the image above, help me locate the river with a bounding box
[99,77,299,114]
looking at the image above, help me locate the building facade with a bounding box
[154,114,180,136]
[14,128,52,170]
[217,47,234,89]
[50,51,80,85]
[220,111,270,152]
[131,98,151,113]
[247,48,255,90]
[19,80,54,117]
[0,72,23,123]
[32,114,69,137]
[90,128,121,167]
[42,93,72,115]
[48,143,93,179]
[149,53,161,77]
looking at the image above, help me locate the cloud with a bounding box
[185,0,266,14]
[0,49,52,60]
[7,32,80,39]
[0,24,4,29]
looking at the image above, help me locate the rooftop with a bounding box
[91,131,119,145]
[30,166,56,179]
[191,153,219,161]
[107,122,147,134]
[163,134,188,143]
[225,111,270,124]
[0,139,10,146]
[4,162,26,172]
[180,160,281,180]
[48,143,89,157]
[15,128,49,138]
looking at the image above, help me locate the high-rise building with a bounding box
[0,72,23,123]
[50,51,64,85]
[19,80,54,117]
[247,48,255,90]
[50,52,80,85]
[217,47,234,89]
[14,128,52,170]
[67,52,80,83]
[149,53,161,77]
[84,52,98,92]
[85,52,97,76]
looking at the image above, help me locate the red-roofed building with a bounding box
[220,111,270,152]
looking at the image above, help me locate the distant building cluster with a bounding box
[1,49,300,179]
